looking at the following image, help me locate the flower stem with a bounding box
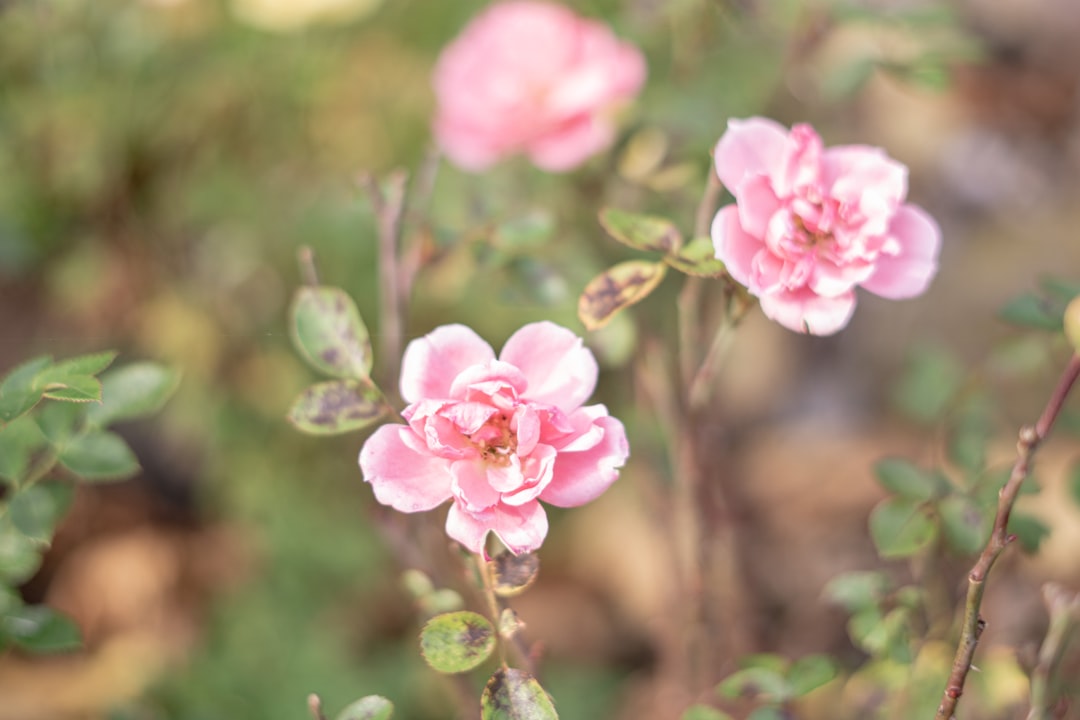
[935,353,1080,719]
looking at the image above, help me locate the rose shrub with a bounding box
[359,321,629,554]
[711,117,942,335]
[432,1,646,172]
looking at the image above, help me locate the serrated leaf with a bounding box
[787,655,837,697]
[680,706,733,720]
[0,517,42,584]
[38,351,116,380]
[481,668,558,720]
[869,496,937,559]
[40,375,103,403]
[419,611,496,674]
[664,237,726,277]
[998,293,1063,331]
[489,551,539,598]
[598,208,683,254]
[0,416,47,484]
[938,495,989,555]
[8,483,74,543]
[873,457,943,501]
[290,286,373,379]
[0,356,51,426]
[287,379,386,435]
[1007,513,1050,553]
[57,431,140,481]
[33,351,117,403]
[334,695,394,720]
[823,571,889,611]
[716,667,791,702]
[578,260,667,331]
[2,605,82,653]
[85,363,180,427]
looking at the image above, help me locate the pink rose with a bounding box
[711,117,941,335]
[359,321,629,555]
[432,1,646,172]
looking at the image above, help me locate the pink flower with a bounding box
[711,117,941,335]
[432,1,646,172]
[359,321,629,555]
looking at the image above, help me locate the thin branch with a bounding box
[298,246,320,287]
[936,353,1080,719]
[677,170,723,392]
[307,694,327,720]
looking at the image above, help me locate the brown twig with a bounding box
[935,353,1080,719]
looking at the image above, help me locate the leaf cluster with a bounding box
[0,352,178,653]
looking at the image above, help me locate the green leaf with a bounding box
[85,363,180,427]
[493,212,554,251]
[334,696,394,720]
[947,394,993,476]
[0,416,47,484]
[39,375,103,403]
[998,292,1064,331]
[287,379,386,435]
[33,351,117,404]
[663,237,726,278]
[8,482,74,543]
[419,611,496,674]
[481,668,558,720]
[0,355,51,426]
[873,457,944,501]
[787,655,837,696]
[746,708,785,720]
[598,208,683,254]
[822,571,889,611]
[36,399,82,446]
[2,605,82,653]
[0,517,42,584]
[290,286,373,379]
[852,606,912,662]
[57,430,140,481]
[488,551,539,598]
[38,351,117,379]
[738,653,788,674]
[680,706,733,720]
[938,495,989,555]
[892,346,963,424]
[577,260,667,331]
[1007,513,1050,553]
[869,496,937,559]
[716,667,791,703]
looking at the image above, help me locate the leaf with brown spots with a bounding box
[481,668,558,720]
[664,237,727,278]
[287,378,386,435]
[578,260,667,331]
[290,286,373,379]
[488,550,539,598]
[419,611,496,674]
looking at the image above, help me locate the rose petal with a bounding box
[759,287,857,336]
[713,117,790,197]
[860,204,941,299]
[711,205,763,289]
[735,174,782,239]
[500,321,598,412]
[822,146,908,234]
[359,425,454,512]
[445,501,549,555]
[451,460,501,511]
[541,415,628,507]
[400,324,495,403]
[527,115,614,172]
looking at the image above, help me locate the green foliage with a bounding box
[0,352,178,655]
[663,237,727,278]
[869,496,938,559]
[287,378,387,435]
[999,277,1080,332]
[825,572,921,664]
[419,611,497,674]
[892,346,964,424]
[715,652,837,715]
[874,457,947,502]
[680,706,733,720]
[1007,513,1051,553]
[488,551,540,598]
[335,696,394,720]
[480,668,559,720]
[937,495,990,555]
[290,286,374,380]
[598,208,684,254]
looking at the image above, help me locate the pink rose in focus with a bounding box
[359,321,629,555]
[432,1,646,172]
[711,117,941,335]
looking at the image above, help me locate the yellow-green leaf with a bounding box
[578,261,666,331]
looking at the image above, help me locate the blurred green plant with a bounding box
[0,352,178,653]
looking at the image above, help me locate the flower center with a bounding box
[470,412,517,466]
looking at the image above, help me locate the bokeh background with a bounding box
[2,0,1080,718]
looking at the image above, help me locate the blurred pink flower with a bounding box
[432,1,646,172]
[711,117,941,335]
[359,322,628,555]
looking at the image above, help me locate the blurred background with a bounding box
[2,0,1080,718]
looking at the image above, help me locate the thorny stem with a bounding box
[935,353,1080,719]
[473,553,536,677]
[1026,583,1080,720]
[359,170,409,392]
